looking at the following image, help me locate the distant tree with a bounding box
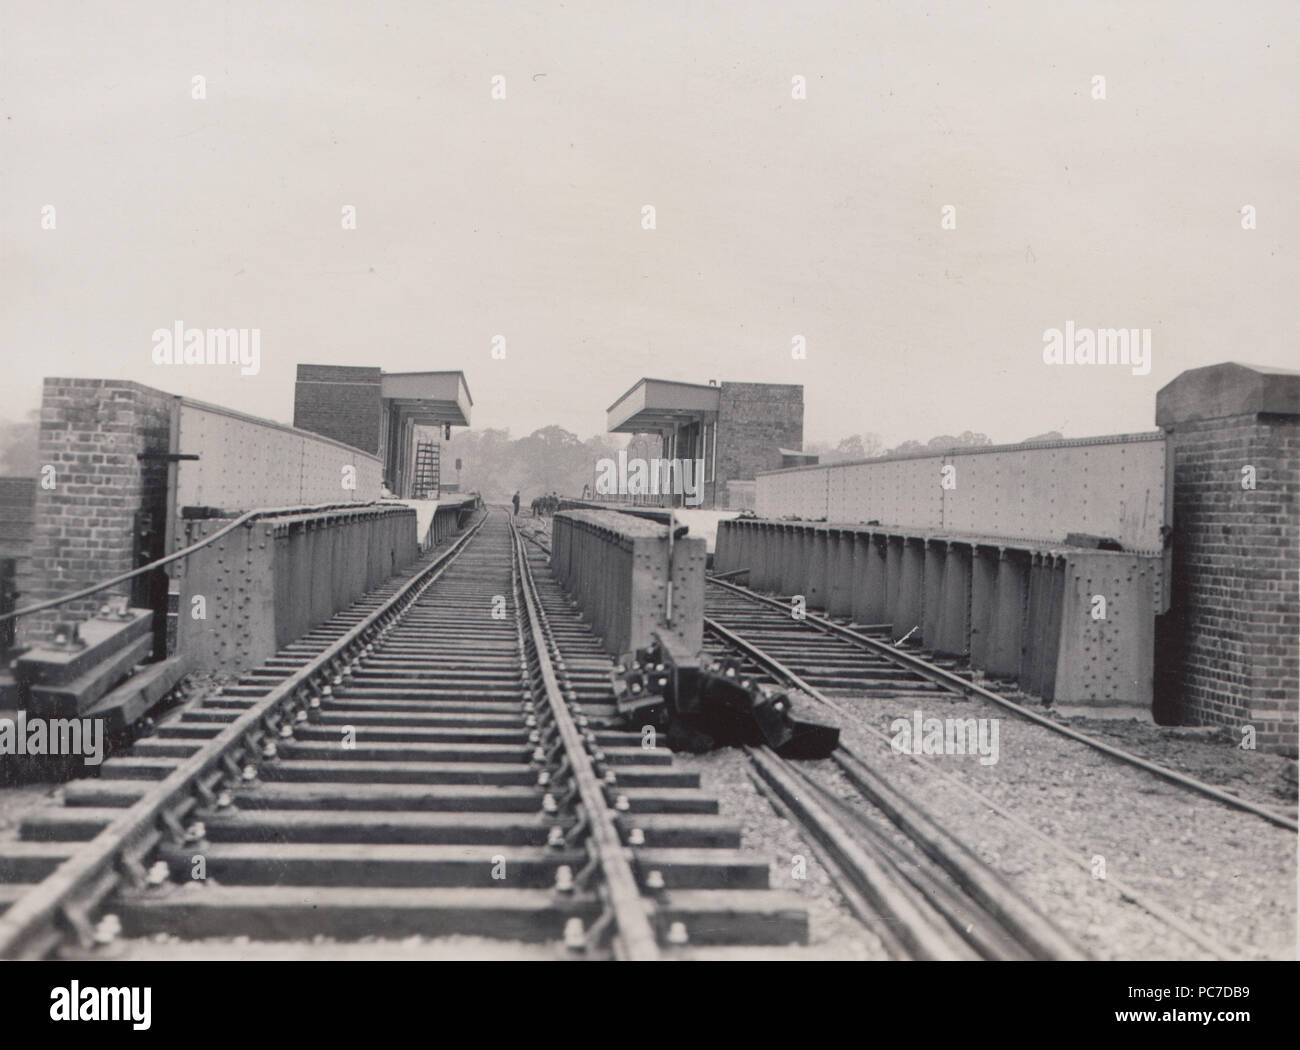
[886,430,991,455]
[0,409,39,476]
[804,432,883,463]
[1019,430,1064,443]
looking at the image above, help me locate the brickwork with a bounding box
[17,379,176,644]
[715,382,803,508]
[0,477,36,559]
[1157,363,1300,754]
[293,364,383,454]
[1161,414,1299,751]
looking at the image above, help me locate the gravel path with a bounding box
[822,687,1296,960]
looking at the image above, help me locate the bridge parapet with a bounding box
[550,510,704,657]
[171,504,418,674]
[715,518,1164,713]
[422,496,481,549]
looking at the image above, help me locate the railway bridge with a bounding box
[0,359,1294,960]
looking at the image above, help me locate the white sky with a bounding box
[2,0,1296,448]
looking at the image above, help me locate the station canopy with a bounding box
[381,371,473,428]
[607,377,720,434]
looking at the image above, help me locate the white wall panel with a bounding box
[177,401,382,509]
[757,434,1168,552]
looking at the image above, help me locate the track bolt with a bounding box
[260,740,278,760]
[725,667,736,677]
[554,865,575,893]
[537,771,550,787]
[542,794,558,814]
[526,715,537,727]
[667,921,689,946]
[320,684,333,698]
[216,790,233,809]
[279,723,294,739]
[614,795,630,812]
[241,764,258,781]
[532,748,547,764]
[331,674,343,687]
[563,917,586,951]
[146,861,170,886]
[93,914,122,946]
[604,770,617,786]
[627,828,645,846]
[294,709,308,725]
[308,695,321,711]
[184,821,206,844]
[528,731,541,745]
[576,714,588,727]
[547,826,566,849]
[646,870,665,892]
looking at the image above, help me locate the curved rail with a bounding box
[705,609,1240,960]
[707,574,1297,832]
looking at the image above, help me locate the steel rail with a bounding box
[706,616,1086,960]
[508,518,660,960]
[704,610,1240,960]
[827,748,1086,960]
[744,745,971,960]
[707,574,1298,832]
[0,500,396,625]
[759,750,1049,961]
[0,512,488,959]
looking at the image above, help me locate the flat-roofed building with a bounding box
[605,378,805,509]
[294,365,472,499]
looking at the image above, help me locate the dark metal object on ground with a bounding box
[611,632,840,758]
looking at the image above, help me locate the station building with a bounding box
[293,365,472,499]
[604,378,807,509]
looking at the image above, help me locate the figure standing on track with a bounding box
[512,490,520,516]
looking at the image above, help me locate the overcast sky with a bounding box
[2,0,1296,449]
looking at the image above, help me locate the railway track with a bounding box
[522,516,1275,958]
[702,574,1292,959]
[704,575,1297,831]
[0,511,806,959]
[520,516,1088,959]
